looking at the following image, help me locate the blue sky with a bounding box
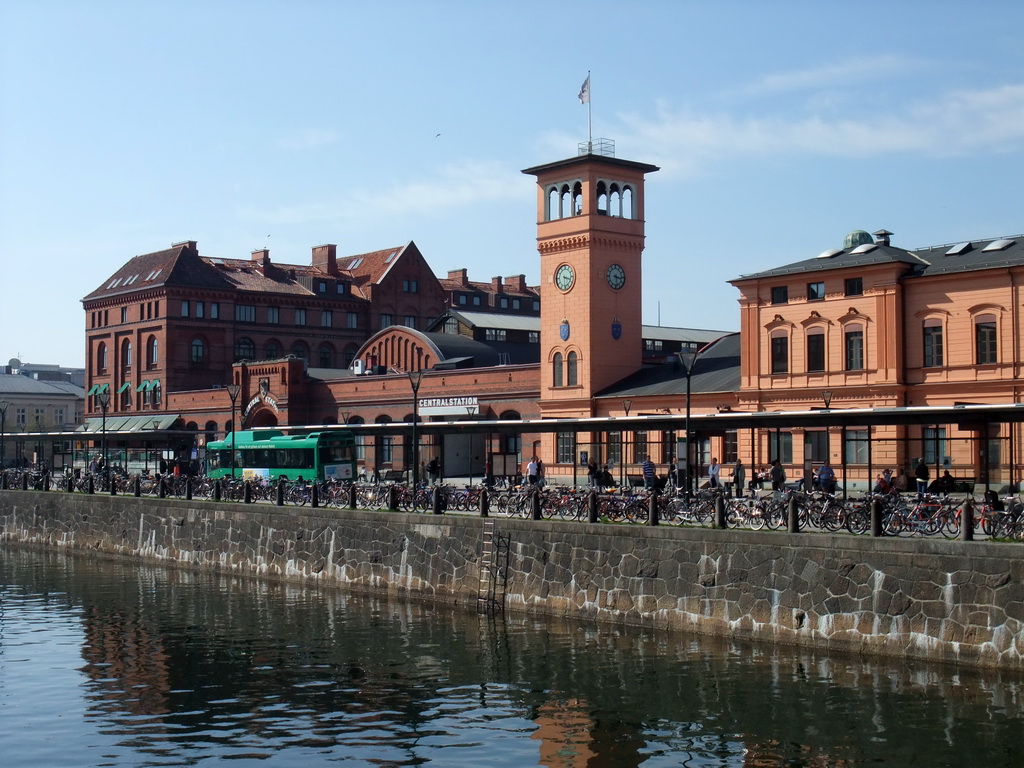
[3,0,1023,368]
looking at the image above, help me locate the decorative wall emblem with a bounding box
[611,319,622,340]
[560,319,570,341]
[259,378,270,398]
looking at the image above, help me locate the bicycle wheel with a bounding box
[845,508,869,535]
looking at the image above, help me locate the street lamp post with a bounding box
[226,384,241,479]
[621,399,632,487]
[0,400,8,471]
[677,349,699,504]
[466,405,477,485]
[821,390,833,409]
[98,390,111,487]
[408,371,423,488]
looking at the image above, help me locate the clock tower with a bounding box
[522,149,659,417]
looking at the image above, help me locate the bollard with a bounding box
[276,479,285,507]
[134,476,141,498]
[479,487,489,517]
[243,481,252,504]
[715,493,727,529]
[213,479,222,502]
[588,490,599,523]
[870,497,883,537]
[43,471,50,491]
[158,475,166,499]
[432,486,444,515]
[0,471,5,490]
[348,483,357,509]
[185,477,192,500]
[88,475,95,494]
[389,484,400,511]
[22,472,29,491]
[531,489,542,520]
[648,489,660,526]
[787,494,800,533]
[311,482,319,508]
[960,498,975,542]
[67,473,74,493]
[110,475,117,496]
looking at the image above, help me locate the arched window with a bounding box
[343,344,359,367]
[264,340,281,359]
[191,338,205,366]
[318,343,334,368]
[122,340,132,369]
[770,330,788,374]
[572,181,583,215]
[844,324,864,371]
[553,352,564,387]
[806,328,825,372]
[622,186,634,219]
[147,336,158,369]
[234,337,255,361]
[567,351,578,386]
[975,313,997,365]
[291,341,308,360]
[97,342,107,373]
[923,318,944,367]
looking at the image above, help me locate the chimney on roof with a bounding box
[312,244,337,274]
[491,276,503,293]
[251,248,270,269]
[506,274,528,292]
[448,268,468,286]
[873,229,892,246]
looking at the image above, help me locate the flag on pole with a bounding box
[578,74,590,104]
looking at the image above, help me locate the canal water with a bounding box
[1,545,1021,767]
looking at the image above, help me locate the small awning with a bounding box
[117,382,132,393]
[135,380,150,393]
[87,384,99,396]
[149,379,161,391]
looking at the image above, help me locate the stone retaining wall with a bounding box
[1,490,1022,670]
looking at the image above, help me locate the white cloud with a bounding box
[614,83,1024,176]
[738,55,927,97]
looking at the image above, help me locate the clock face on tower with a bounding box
[606,263,626,290]
[555,263,575,292]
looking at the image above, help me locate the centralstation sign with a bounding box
[419,396,479,417]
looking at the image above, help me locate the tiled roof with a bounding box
[732,244,926,282]
[337,244,410,292]
[0,373,84,398]
[911,234,1024,276]
[438,277,540,298]
[595,333,741,399]
[204,257,319,296]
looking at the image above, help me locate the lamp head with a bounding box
[98,391,110,408]
[226,384,241,402]
[677,348,698,374]
[408,369,423,390]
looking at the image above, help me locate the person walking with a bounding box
[707,458,721,488]
[641,455,656,489]
[816,461,836,494]
[526,457,539,486]
[769,459,786,499]
[914,459,930,494]
[733,460,745,497]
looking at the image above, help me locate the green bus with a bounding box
[205,429,357,482]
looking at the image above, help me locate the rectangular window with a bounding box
[267,306,279,324]
[513,299,521,309]
[404,315,416,328]
[768,432,793,464]
[771,286,788,304]
[485,329,507,341]
[458,295,467,305]
[807,282,825,301]
[923,427,948,467]
[295,308,307,326]
[923,325,943,367]
[976,321,997,364]
[845,328,864,370]
[844,430,868,464]
[807,333,825,372]
[378,435,393,464]
[472,295,481,306]
[723,430,738,464]
[210,302,219,319]
[15,407,27,426]
[556,432,576,464]
[528,331,539,344]
[347,312,359,329]
[770,335,788,374]
[844,277,863,296]
[195,301,204,318]
[607,431,622,465]
[403,279,418,293]
[380,313,393,329]
[120,307,128,323]
[632,431,648,464]
[533,301,540,311]
[181,300,190,317]
[318,281,327,293]
[321,310,333,327]
[805,430,829,463]
[235,304,256,322]
[337,283,347,295]
[154,301,159,318]
[500,297,508,308]
[644,339,663,351]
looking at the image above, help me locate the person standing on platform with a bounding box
[707,458,720,488]
[733,460,745,497]
[641,455,656,489]
[914,459,930,494]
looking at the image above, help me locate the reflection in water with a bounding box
[0,544,1022,767]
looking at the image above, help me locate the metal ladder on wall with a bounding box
[477,520,511,614]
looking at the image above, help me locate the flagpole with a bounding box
[587,70,592,150]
